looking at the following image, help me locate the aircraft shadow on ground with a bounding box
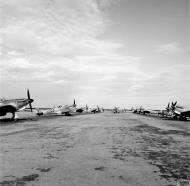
[0,113,83,125]
[133,113,190,122]
[0,117,38,125]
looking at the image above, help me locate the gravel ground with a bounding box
[0,111,189,186]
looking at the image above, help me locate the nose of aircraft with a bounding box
[27,99,33,103]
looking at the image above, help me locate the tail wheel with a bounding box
[173,115,178,120]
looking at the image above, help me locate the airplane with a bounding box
[0,89,33,120]
[133,102,190,120]
[160,102,172,117]
[96,105,101,113]
[131,107,137,113]
[113,106,120,114]
[37,100,75,116]
[132,106,142,114]
[165,101,190,120]
[65,100,100,114]
[139,107,162,115]
[86,105,100,114]
[82,105,102,114]
[79,104,92,113]
[74,100,87,113]
[132,106,162,115]
[66,100,99,114]
[36,99,88,116]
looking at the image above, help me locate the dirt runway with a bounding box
[0,112,189,186]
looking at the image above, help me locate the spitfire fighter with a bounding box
[165,102,190,120]
[0,89,33,120]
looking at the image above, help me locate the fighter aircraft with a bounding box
[0,89,33,120]
[140,102,190,120]
[139,107,162,115]
[36,99,86,116]
[78,104,90,113]
[165,101,190,120]
[131,107,137,113]
[86,105,100,114]
[132,106,142,114]
[113,106,120,114]
[74,100,86,113]
[132,106,162,115]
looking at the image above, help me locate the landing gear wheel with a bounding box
[179,116,187,121]
[11,112,15,120]
[172,115,177,120]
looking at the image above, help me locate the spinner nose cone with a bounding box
[28,99,34,103]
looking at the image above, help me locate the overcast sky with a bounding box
[0,0,189,108]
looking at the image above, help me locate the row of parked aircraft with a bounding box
[36,100,103,116]
[0,89,103,120]
[132,102,190,121]
[0,89,190,121]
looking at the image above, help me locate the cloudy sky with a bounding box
[0,0,189,108]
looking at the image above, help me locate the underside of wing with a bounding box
[0,105,17,115]
[181,110,190,117]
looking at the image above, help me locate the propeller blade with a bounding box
[166,102,170,111]
[170,101,176,111]
[27,89,30,100]
[29,102,32,112]
[27,89,33,112]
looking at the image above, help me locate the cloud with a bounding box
[0,0,143,91]
[0,0,120,57]
[157,43,183,54]
[128,64,190,98]
[128,84,144,91]
[3,0,188,107]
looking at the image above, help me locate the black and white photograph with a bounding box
[0,0,189,185]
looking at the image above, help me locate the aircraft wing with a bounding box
[142,109,151,114]
[174,108,190,117]
[0,104,17,114]
[148,109,162,114]
[61,106,76,113]
[182,111,190,117]
[143,109,162,114]
[174,106,190,117]
[76,108,83,113]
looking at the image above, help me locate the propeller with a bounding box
[27,89,33,112]
[166,102,170,112]
[171,101,177,111]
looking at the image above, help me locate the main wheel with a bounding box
[179,116,187,121]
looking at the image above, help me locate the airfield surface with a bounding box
[0,112,189,186]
